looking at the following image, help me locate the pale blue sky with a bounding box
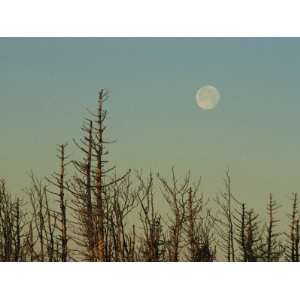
[1,38,300,213]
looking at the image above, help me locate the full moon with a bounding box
[196,85,220,110]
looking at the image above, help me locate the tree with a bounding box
[261,194,283,261]
[285,193,299,262]
[215,170,236,261]
[157,168,189,262]
[70,90,129,261]
[46,143,70,261]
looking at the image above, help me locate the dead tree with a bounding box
[46,143,70,261]
[285,193,299,262]
[244,209,260,262]
[157,168,189,262]
[27,173,57,261]
[135,172,165,262]
[0,180,27,261]
[91,90,129,261]
[92,89,111,261]
[27,174,45,261]
[107,173,136,261]
[184,186,216,262]
[185,187,198,260]
[233,202,247,261]
[70,90,129,261]
[215,170,236,261]
[22,219,36,261]
[262,194,283,261]
[70,119,98,261]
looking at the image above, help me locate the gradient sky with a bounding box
[1,38,300,214]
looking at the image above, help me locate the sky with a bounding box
[1,37,300,214]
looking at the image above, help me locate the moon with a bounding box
[196,85,220,110]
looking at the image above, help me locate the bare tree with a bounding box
[135,172,165,262]
[157,169,189,262]
[243,209,260,262]
[46,143,70,261]
[27,173,58,261]
[215,170,236,261]
[182,183,216,261]
[107,173,137,261]
[285,193,299,262]
[261,194,283,261]
[0,179,27,261]
[70,119,98,261]
[69,90,129,261]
